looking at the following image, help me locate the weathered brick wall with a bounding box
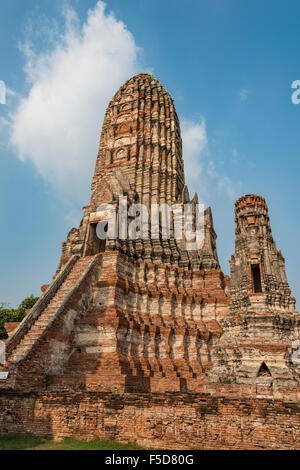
[0,390,299,450]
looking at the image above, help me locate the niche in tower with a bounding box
[113,146,129,162]
[86,223,106,255]
[257,362,271,377]
[251,264,262,293]
[256,362,273,398]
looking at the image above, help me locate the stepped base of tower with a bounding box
[1,251,300,448]
[0,252,228,394]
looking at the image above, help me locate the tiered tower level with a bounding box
[1,74,300,450]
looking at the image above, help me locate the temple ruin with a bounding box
[0,74,299,449]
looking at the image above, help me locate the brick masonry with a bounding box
[1,74,300,449]
[0,391,299,450]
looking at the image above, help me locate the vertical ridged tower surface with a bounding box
[60,73,219,270]
[230,194,296,314]
[91,73,185,208]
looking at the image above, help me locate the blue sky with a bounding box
[0,0,299,307]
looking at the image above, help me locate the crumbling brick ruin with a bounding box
[1,74,300,449]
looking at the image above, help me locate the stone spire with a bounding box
[207,194,299,398]
[229,194,296,314]
[59,74,220,270]
[90,73,185,209]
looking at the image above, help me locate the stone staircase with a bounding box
[7,255,97,364]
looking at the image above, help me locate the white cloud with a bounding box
[6,87,17,97]
[0,117,10,127]
[181,118,241,203]
[239,88,248,101]
[9,0,241,211]
[10,1,142,205]
[217,175,241,200]
[231,147,238,164]
[181,117,208,200]
[65,208,83,226]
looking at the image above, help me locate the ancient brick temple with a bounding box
[1,74,300,449]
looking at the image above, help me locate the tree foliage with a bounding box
[0,295,39,339]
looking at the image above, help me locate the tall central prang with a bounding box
[59,74,219,270]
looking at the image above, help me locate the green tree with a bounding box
[0,295,39,340]
[17,295,39,317]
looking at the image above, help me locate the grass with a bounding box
[0,433,143,450]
